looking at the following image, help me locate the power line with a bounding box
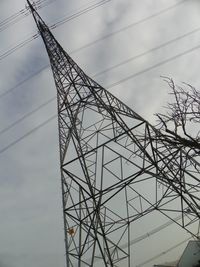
[0,0,105,31]
[0,0,54,33]
[108,43,200,88]
[93,27,200,78]
[0,34,39,61]
[0,0,197,153]
[49,0,111,29]
[0,0,186,61]
[126,215,183,247]
[3,29,200,106]
[0,0,110,61]
[2,24,200,99]
[0,97,55,136]
[0,62,49,98]
[0,115,57,155]
[135,236,192,267]
[88,214,185,264]
[0,10,29,33]
[0,41,200,154]
[72,0,187,54]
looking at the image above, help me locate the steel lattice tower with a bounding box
[28,1,200,266]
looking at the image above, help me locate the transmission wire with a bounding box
[0,42,200,154]
[92,26,200,78]
[135,236,192,267]
[0,41,200,154]
[123,215,183,248]
[0,0,54,33]
[0,115,57,154]
[0,0,105,31]
[0,0,110,61]
[50,0,111,29]
[0,0,196,153]
[0,29,199,109]
[0,97,55,136]
[1,20,199,99]
[0,0,186,61]
[87,214,186,264]
[108,43,200,89]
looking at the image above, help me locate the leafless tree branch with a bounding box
[155,77,200,154]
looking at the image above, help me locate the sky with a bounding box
[0,0,200,267]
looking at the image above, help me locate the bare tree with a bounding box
[156,77,200,155]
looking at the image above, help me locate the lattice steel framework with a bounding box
[28,1,200,266]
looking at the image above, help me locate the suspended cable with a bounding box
[0,97,55,136]
[0,11,29,33]
[135,236,192,267]
[124,215,183,248]
[0,62,49,98]
[107,43,200,89]
[0,0,110,61]
[86,214,186,264]
[0,9,26,27]
[92,27,200,78]
[0,0,107,32]
[0,0,52,26]
[2,24,200,99]
[50,0,111,29]
[0,34,39,61]
[71,0,187,55]
[0,0,186,62]
[0,40,200,153]
[0,0,54,33]
[0,115,57,155]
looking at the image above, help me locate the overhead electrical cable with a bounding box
[0,0,106,32]
[0,10,29,33]
[87,214,186,263]
[93,27,200,78]
[0,0,186,61]
[0,63,49,98]
[1,37,200,137]
[71,0,187,54]
[0,42,200,154]
[0,115,57,155]
[0,0,44,26]
[122,214,183,248]
[0,34,39,60]
[135,236,192,267]
[0,0,54,33]
[1,24,200,99]
[107,43,200,89]
[0,97,55,136]
[50,0,111,29]
[0,0,110,61]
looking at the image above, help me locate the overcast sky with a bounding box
[1,0,200,267]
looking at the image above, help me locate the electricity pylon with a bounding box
[27,1,200,266]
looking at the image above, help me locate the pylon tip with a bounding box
[26,0,34,11]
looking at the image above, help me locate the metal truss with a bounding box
[28,1,200,266]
